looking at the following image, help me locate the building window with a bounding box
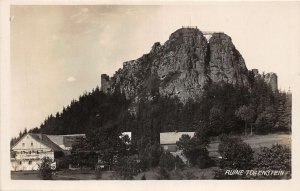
[28,161,32,165]
[22,143,25,147]
[19,161,22,165]
[31,142,33,146]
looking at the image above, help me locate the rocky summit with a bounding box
[101,27,276,102]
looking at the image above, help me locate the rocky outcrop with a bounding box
[264,73,278,92]
[208,33,250,87]
[100,27,253,102]
[101,74,111,93]
[250,69,278,92]
[156,28,210,100]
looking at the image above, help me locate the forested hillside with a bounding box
[11,74,291,147]
[10,27,291,148]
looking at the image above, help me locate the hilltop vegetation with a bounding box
[11,73,291,148]
[11,27,291,148]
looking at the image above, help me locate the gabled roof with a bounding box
[29,133,63,152]
[47,134,85,149]
[12,133,85,151]
[62,134,85,147]
[46,135,64,145]
[160,132,195,145]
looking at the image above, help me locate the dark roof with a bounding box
[29,133,63,152]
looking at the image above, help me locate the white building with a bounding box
[120,132,131,142]
[11,133,85,171]
[160,132,195,152]
[160,132,195,164]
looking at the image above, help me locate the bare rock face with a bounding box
[101,74,111,93]
[156,28,210,101]
[264,72,278,92]
[208,33,250,87]
[250,69,278,92]
[101,27,251,102]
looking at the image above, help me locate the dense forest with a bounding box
[11,73,291,147]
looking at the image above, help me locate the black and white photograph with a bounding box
[1,0,300,190]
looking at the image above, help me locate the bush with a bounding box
[141,174,146,180]
[56,156,71,170]
[174,156,185,170]
[159,152,175,171]
[255,107,276,135]
[254,144,291,179]
[158,168,170,180]
[95,169,103,180]
[196,151,213,169]
[115,156,140,180]
[39,157,53,180]
[218,135,254,169]
[170,170,184,180]
[185,171,197,180]
[176,129,212,168]
[139,142,162,170]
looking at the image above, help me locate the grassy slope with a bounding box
[135,133,292,180]
[208,133,291,158]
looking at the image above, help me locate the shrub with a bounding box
[254,144,291,179]
[174,156,185,170]
[56,156,71,170]
[139,142,162,170]
[158,168,170,180]
[255,107,276,135]
[115,156,140,180]
[170,170,184,180]
[196,151,213,169]
[176,130,212,168]
[159,152,175,171]
[95,168,103,180]
[39,157,53,180]
[218,135,254,169]
[141,174,146,180]
[185,171,197,180]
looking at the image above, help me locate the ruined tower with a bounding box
[264,72,278,92]
[251,69,278,92]
[100,74,111,93]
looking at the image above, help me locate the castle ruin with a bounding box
[264,72,278,92]
[100,74,111,93]
[251,69,278,92]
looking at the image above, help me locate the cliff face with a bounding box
[208,33,250,87]
[101,27,252,102]
[251,69,278,92]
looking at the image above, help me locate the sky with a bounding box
[10,3,300,137]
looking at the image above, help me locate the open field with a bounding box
[11,133,291,180]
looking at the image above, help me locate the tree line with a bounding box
[11,75,291,149]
